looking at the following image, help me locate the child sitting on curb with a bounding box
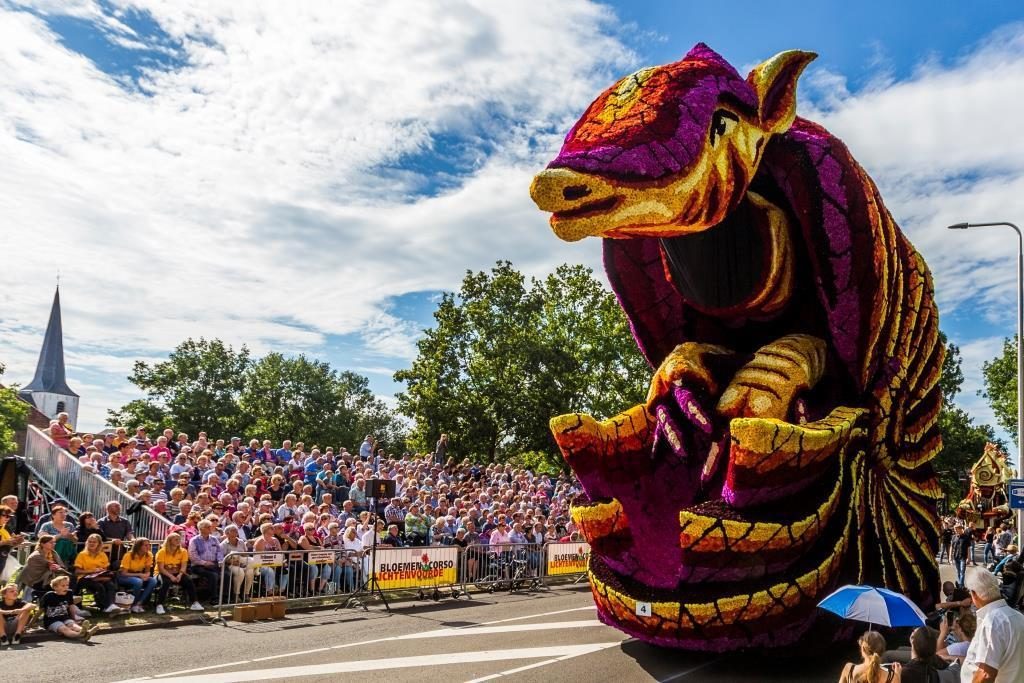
[41,575,98,641]
[1,583,34,646]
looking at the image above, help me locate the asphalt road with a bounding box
[7,584,860,683]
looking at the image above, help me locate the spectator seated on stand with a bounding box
[73,533,120,614]
[18,535,71,603]
[118,539,158,614]
[154,533,203,615]
[187,520,224,604]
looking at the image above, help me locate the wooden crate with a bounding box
[231,605,256,623]
[252,599,273,620]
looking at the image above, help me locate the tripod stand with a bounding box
[339,499,390,612]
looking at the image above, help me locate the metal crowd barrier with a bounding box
[460,542,545,592]
[23,425,173,541]
[213,540,592,620]
[214,548,363,621]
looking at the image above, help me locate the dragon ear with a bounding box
[747,50,817,135]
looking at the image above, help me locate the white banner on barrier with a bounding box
[251,553,285,567]
[545,542,590,575]
[307,550,336,565]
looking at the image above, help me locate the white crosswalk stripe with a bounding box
[112,606,617,683]
[119,643,622,683]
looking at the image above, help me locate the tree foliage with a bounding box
[981,334,1019,444]
[108,338,250,438]
[394,261,649,467]
[934,332,1001,502]
[0,363,29,455]
[108,339,406,451]
[239,353,406,449]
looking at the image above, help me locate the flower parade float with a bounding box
[956,442,1016,530]
[529,44,943,651]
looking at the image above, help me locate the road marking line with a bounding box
[123,605,601,681]
[464,640,622,682]
[393,620,602,640]
[119,644,624,683]
[474,605,594,626]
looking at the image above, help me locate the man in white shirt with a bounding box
[962,569,1024,682]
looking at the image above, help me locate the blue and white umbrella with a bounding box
[817,585,927,628]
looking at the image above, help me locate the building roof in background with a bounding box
[19,287,78,399]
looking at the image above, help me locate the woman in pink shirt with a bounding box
[49,418,72,450]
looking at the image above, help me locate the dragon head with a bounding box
[530,43,815,242]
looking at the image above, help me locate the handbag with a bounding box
[0,554,21,583]
[114,591,135,608]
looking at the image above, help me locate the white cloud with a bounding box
[802,25,1024,454]
[0,1,627,429]
[955,336,1007,437]
[5,1,1024,454]
[805,26,1024,326]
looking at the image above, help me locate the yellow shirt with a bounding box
[74,550,110,573]
[120,551,153,574]
[0,527,10,543]
[155,547,188,574]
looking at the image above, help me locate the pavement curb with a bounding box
[20,611,209,643]
[19,581,592,643]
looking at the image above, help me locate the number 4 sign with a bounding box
[635,601,652,617]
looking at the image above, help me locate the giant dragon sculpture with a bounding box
[530,44,943,651]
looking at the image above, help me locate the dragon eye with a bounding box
[709,109,740,147]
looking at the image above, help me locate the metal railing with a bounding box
[460,542,545,592]
[214,548,363,622]
[23,425,173,541]
[213,540,589,619]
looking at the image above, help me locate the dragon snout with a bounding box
[530,168,613,213]
[530,168,620,241]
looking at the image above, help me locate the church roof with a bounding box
[20,287,78,398]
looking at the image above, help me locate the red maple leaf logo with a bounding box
[421,553,430,564]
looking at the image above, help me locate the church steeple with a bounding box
[20,287,79,425]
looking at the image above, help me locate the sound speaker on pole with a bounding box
[367,478,396,499]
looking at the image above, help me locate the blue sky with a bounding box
[2,1,1024,460]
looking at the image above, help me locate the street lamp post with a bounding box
[947,221,1024,539]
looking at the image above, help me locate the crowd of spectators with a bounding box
[3,426,584,625]
[860,568,1024,683]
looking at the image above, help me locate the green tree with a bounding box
[109,341,408,452]
[0,363,29,455]
[106,399,168,435]
[981,334,1019,444]
[107,338,252,437]
[240,353,340,444]
[935,332,1001,502]
[239,354,407,451]
[395,261,648,467]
